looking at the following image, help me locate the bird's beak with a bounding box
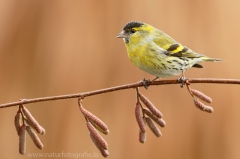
[116,30,127,38]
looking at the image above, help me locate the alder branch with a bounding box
[1,78,240,109]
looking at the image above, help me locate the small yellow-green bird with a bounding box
[117,21,221,80]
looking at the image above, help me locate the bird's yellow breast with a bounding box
[125,39,161,72]
[125,41,148,67]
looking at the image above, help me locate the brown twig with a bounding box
[0,78,240,108]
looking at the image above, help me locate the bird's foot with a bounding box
[141,78,152,90]
[152,77,159,81]
[177,76,186,88]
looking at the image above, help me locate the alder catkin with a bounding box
[138,93,162,118]
[22,106,44,134]
[90,121,109,135]
[191,89,212,103]
[86,122,108,150]
[89,132,109,158]
[14,110,21,136]
[194,99,213,113]
[143,108,166,127]
[80,105,109,135]
[26,126,44,149]
[139,130,146,143]
[145,117,162,137]
[19,125,26,155]
[135,102,146,133]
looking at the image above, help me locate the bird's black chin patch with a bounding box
[124,37,130,44]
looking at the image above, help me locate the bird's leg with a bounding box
[177,71,186,88]
[152,77,159,81]
[141,77,159,89]
[141,78,151,89]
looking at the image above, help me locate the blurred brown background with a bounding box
[0,0,240,159]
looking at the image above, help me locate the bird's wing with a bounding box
[156,42,204,58]
[149,41,204,68]
[164,43,204,58]
[153,31,203,58]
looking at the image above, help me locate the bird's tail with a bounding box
[201,57,222,62]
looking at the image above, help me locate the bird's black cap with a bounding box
[123,21,144,30]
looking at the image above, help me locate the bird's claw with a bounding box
[177,76,186,88]
[142,78,151,89]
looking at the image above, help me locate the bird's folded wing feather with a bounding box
[164,43,204,58]
[153,33,203,58]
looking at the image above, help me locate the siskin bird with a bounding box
[117,21,222,81]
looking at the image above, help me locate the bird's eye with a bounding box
[130,29,136,33]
